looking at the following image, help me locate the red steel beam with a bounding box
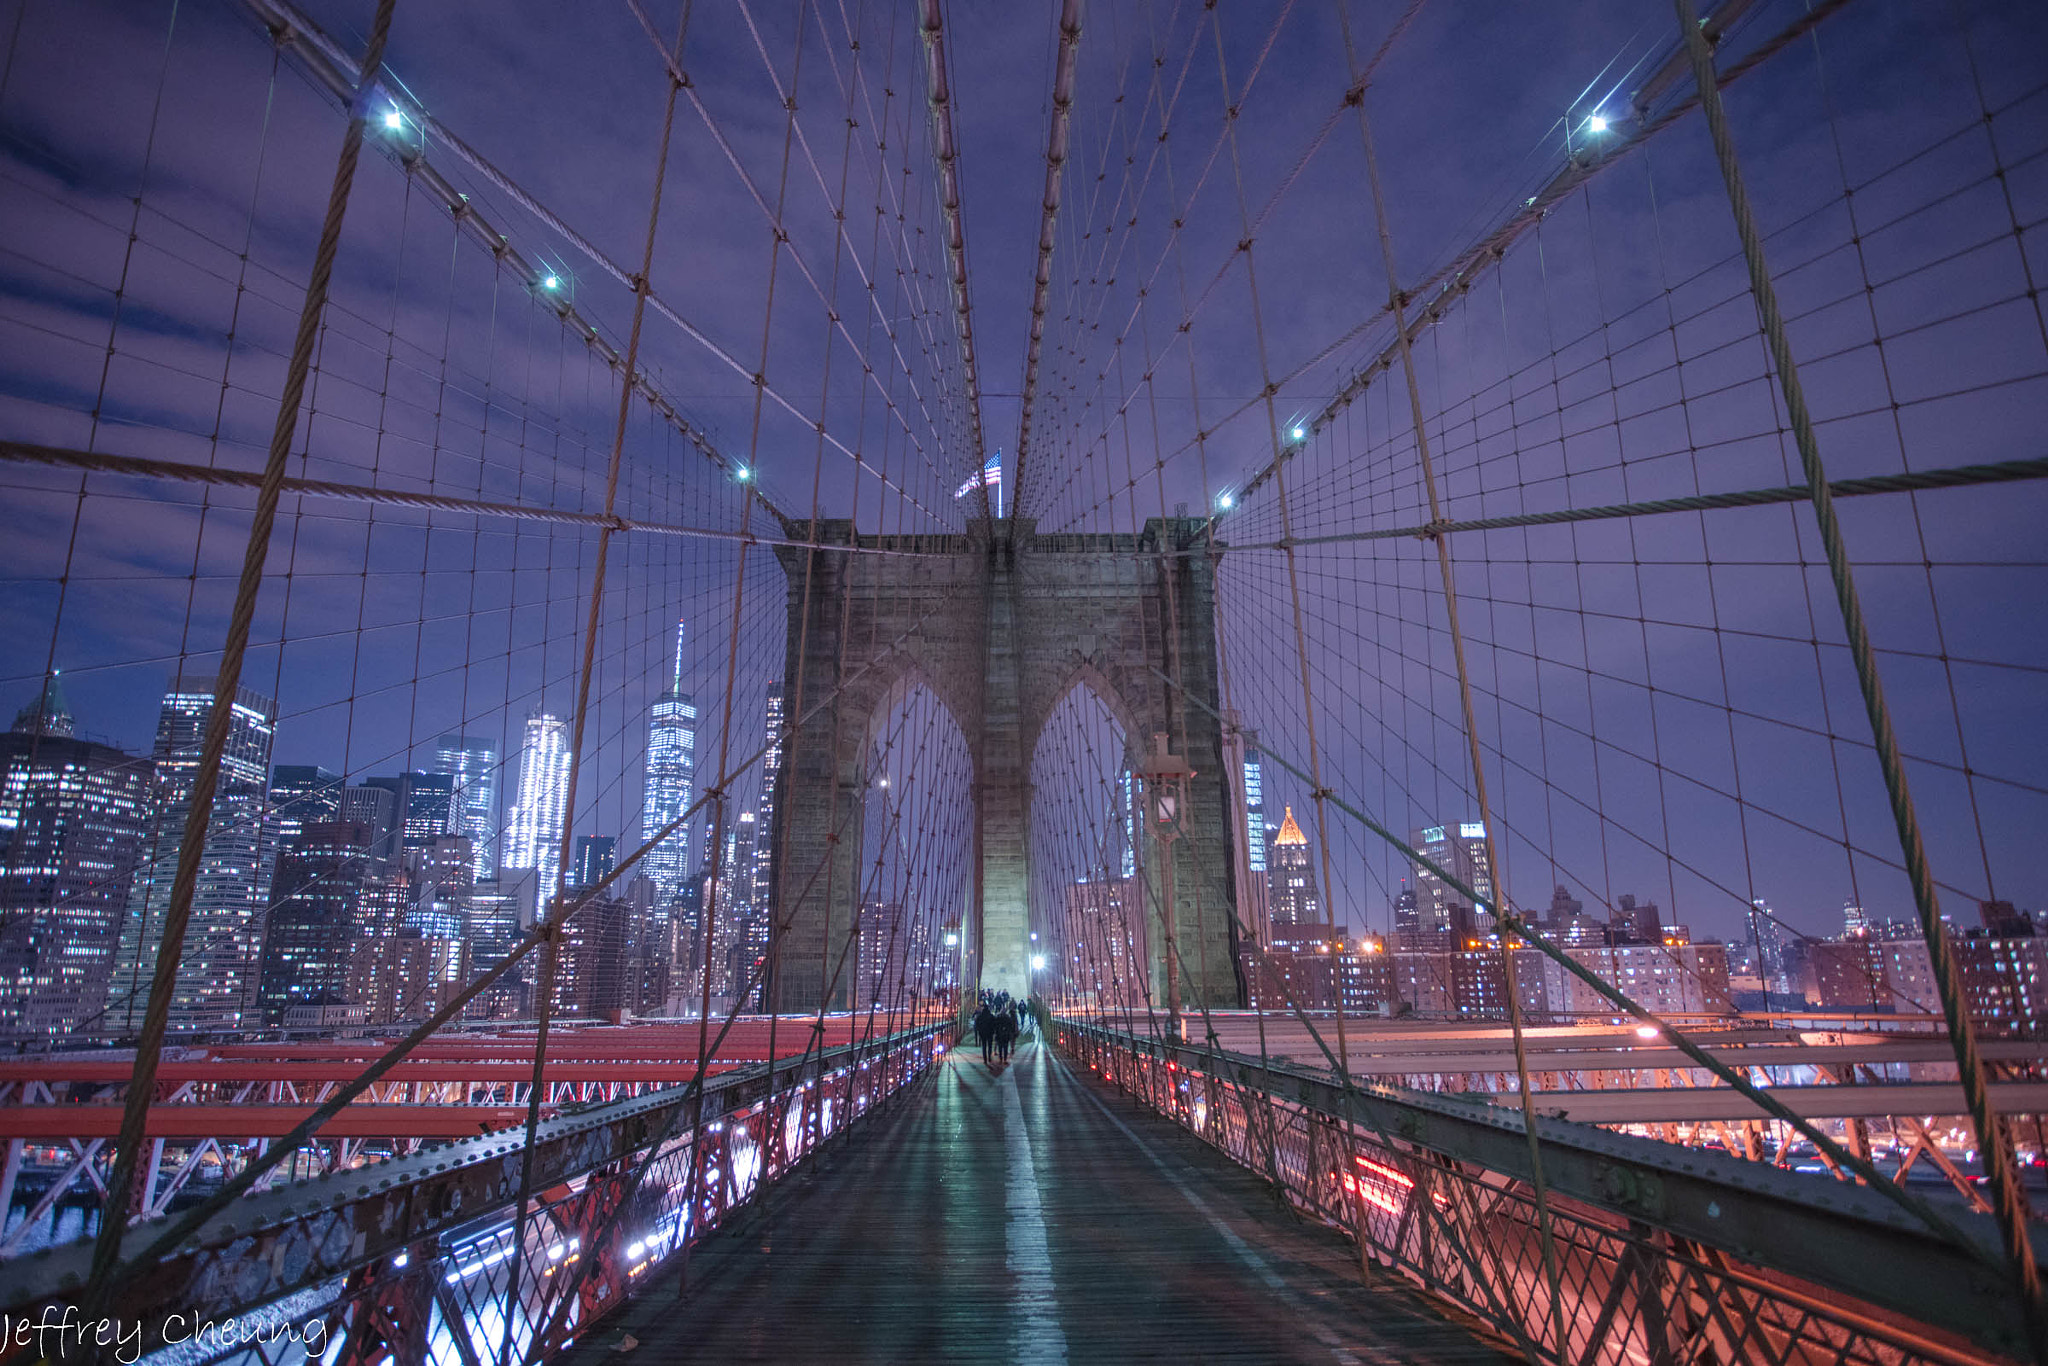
[0,1105,535,1140]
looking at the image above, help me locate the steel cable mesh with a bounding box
[1020,0,2047,1362]
[0,0,2045,1362]
[0,0,984,1357]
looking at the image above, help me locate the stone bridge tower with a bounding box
[770,517,1244,1012]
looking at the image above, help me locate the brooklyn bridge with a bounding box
[0,0,2044,1362]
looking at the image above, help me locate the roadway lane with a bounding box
[570,1038,1509,1364]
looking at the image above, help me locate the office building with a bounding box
[113,675,278,1035]
[365,771,456,865]
[1266,807,1336,951]
[0,683,154,1037]
[341,783,398,874]
[1613,893,1662,946]
[641,621,697,906]
[1065,876,1145,1011]
[505,711,571,899]
[432,733,500,880]
[268,765,341,844]
[257,820,372,1025]
[1411,821,1493,949]
[573,834,617,890]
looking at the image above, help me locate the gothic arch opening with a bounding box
[1029,680,1149,1018]
[843,679,973,1018]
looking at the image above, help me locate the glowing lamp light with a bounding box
[1031,954,1047,971]
[1635,1024,1660,1040]
[382,109,405,132]
[1588,114,1610,133]
[542,274,561,291]
[944,932,959,947]
[1290,425,1307,441]
[1217,493,1234,510]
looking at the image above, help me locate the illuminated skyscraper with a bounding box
[1238,738,1270,943]
[1266,807,1331,951]
[642,621,697,907]
[257,820,372,1025]
[341,783,398,875]
[432,734,499,879]
[505,711,571,898]
[1745,899,1793,999]
[572,834,617,889]
[1411,821,1494,948]
[268,765,341,845]
[751,682,783,914]
[1842,899,1869,937]
[365,771,455,865]
[1119,768,1137,879]
[114,676,278,1034]
[0,685,154,1038]
[1065,877,1145,1011]
[1243,748,1267,879]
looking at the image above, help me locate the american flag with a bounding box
[955,450,1002,499]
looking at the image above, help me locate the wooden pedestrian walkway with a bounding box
[570,1038,1511,1364]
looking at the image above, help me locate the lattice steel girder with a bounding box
[1068,1022,2042,1362]
[0,1027,943,1345]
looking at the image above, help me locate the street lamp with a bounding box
[1138,731,1195,1040]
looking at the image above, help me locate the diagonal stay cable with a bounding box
[1671,0,2042,1347]
[1224,0,1859,518]
[1009,0,1083,530]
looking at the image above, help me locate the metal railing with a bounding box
[0,1024,946,1365]
[1057,1018,2036,1366]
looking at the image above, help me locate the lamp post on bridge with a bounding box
[1139,732,1194,1042]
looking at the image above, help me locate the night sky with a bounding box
[0,0,2043,953]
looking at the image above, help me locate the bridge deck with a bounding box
[572,1038,1509,1364]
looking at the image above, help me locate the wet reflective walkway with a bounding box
[572,1039,1510,1364]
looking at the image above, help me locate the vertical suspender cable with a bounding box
[1669,3,2042,1356]
[681,0,807,1294]
[1341,25,1569,1358]
[500,9,692,1358]
[82,0,400,1321]
[917,0,993,519]
[1009,0,1084,534]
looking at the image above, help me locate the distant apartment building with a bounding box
[1254,940,1731,1021]
[1809,918,2048,1034]
[1536,942,1733,1018]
